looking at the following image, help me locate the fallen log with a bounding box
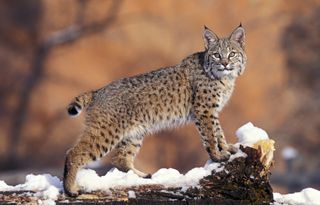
[0,145,274,205]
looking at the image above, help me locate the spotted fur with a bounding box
[63,24,247,197]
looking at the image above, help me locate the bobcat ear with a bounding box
[230,23,245,47]
[203,25,219,50]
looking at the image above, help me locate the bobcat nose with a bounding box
[221,61,228,68]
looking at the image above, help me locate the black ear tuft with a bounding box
[239,22,242,27]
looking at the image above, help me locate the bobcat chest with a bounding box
[215,79,235,112]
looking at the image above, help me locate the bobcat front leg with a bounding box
[194,113,236,161]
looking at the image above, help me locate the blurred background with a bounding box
[0,0,319,193]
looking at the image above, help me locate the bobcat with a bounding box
[64,24,246,196]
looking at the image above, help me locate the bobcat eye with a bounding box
[228,52,235,58]
[213,53,220,58]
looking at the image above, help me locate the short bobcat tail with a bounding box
[67,91,94,116]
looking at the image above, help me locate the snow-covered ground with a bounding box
[0,122,319,205]
[274,188,320,205]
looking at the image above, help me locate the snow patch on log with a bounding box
[76,161,226,192]
[0,174,62,204]
[236,122,269,146]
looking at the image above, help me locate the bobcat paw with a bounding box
[131,167,151,178]
[209,144,238,162]
[227,143,238,154]
[64,183,80,197]
[143,173,152,179]
[64,188,80,197]
[209,150,231,162]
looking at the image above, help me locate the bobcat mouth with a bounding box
[217,67,233,72]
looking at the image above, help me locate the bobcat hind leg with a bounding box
[111,137,151,178]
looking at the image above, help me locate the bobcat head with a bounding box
[203,24,247,79]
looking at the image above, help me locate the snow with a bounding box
[76,162,226,192]
[235,122,269,146]
[228,149,247,161]
[274,188,320,205]
[282,146,298,160]
[0,174,62,205]
[0,180,13,191]
[128,190,136,198]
